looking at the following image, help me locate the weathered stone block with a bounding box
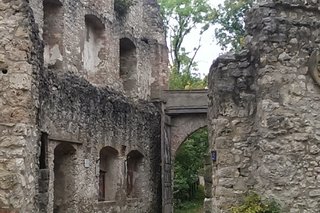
[0,172,17,190]
[309,189,320,197]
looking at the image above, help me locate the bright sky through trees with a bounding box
[184,0,224,77]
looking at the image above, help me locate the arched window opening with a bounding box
[43,0,63,69]
[99,146,119,201]
[83,15,105,72]
[53,143,76,213]
[119,38,137,93]
[127,150,143,198]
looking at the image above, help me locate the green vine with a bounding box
[114,0,136,17]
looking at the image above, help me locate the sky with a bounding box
[182,0,225,77]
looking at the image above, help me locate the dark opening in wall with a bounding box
[127,150,143,198]
[99,146,119,201]
[38,133,49,212]
[119,38,137,93]
[43,0,64,69]
[39,133,48,169]
[1,68,8,74]
[53,143,76,213]
[83,15,105,72]
[121,145,126,156]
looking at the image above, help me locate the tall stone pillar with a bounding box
[208,50,256,212]
[0,0,42,212]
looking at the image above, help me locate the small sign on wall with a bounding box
[84,159,90,168]
[211,150,217,162]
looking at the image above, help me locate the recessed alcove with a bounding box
[43,0,64,69]
[119,38,137,93]
[83,14,105,72]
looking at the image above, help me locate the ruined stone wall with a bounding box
[0,0,42,211]
[29,0,168,100]
[39,70,161,213]
[142,0,169,99]
[0,0,166,212]
[208,1,320,212]
[208,50,256,212]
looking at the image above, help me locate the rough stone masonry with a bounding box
[5,0,320,212]
[208,0,320,212]
[0,0,168,212]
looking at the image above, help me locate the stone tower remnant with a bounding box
[208,0,320,212]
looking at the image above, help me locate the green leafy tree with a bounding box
[214,0,253,51]
[158,0,217,89]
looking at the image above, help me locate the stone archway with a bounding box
[170,113,207,157]
[161,89,208,212]
[170,114,211,213]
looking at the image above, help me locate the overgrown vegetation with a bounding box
[158,0,216,89]
[231,192,281,213]
[173,128,208,210]
[215,0,253,51]
[159,0,253,89]
[114,0,136,17]
[169,71,207,90]
[174,186,204,213]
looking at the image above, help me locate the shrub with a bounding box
[231,192,281,213]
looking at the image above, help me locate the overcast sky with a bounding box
[183,0,225,77]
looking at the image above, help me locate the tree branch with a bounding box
[187,36,202,73]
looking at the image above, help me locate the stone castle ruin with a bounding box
[207,0,320,212]
[0,0,168,212]
[2,0,320,212]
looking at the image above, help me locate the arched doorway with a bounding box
[53,143,77,213]
[161,89,209,212]
[173,127,209,212]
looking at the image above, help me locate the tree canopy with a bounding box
[158,0,217,89]
[159,0,253,89]
[214,0,253,51]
